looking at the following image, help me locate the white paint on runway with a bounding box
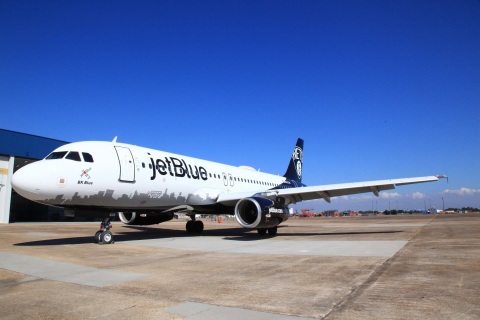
[125,237,407,258]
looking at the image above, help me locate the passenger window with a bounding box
[82,152,94,163]
[45,151,68,160]
[65,151,81,162]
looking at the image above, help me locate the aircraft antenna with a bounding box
[112,136,118,143]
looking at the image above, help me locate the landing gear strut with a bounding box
[186,215,204,234]
[94,217,114,244]
[257,226,278,236]
[267,226,278,236]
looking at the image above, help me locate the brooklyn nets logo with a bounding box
[292,146,303,180]
[81,168,92,179]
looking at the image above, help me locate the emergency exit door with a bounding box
[114,146,135,182]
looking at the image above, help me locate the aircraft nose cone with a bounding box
[12,164,41,200]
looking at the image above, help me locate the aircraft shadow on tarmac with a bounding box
[13,226,403,246]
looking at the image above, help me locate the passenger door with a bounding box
[115,146,135,182]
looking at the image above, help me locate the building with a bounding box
[0,129,68,223]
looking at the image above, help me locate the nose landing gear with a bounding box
[94,217,114,244]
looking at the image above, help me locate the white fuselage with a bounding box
[12,141,286,212]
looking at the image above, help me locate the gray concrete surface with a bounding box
[0,252,150,287]
[125,237,407,257]
[1,214,479,319]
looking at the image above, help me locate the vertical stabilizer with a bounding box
[283,138,304,183]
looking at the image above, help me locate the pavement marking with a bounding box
[125,238,408,257]
[0,252,150,287]
[167,302,314,320]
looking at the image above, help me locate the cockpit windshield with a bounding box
[82,152,94,163]
[45,151,68,160]
[45,151,94,162]
[65,151,81,161]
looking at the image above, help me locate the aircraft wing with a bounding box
[217,175,447,205]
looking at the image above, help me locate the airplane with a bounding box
[11,138,446,244]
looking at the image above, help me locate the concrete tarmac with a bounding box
[1,214,479,319]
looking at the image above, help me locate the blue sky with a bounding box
[1,1,479,211]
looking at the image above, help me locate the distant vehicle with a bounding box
[11,138,446,244]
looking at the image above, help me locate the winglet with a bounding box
[436,175,448,183]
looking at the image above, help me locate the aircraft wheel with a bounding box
[257,229,267,235]
[186,220,194,233]
[94,230,102,243]
[193,220,204,233]
[100,231,114,244]
[267,227,278,236]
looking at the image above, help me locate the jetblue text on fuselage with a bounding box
[150,156,208,181]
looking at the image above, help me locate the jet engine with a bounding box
[234,197,289,229]
[118,212,174,225]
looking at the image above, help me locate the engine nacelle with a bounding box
[234,197,289,229]
[118,212,174,225]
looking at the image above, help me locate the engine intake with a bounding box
[118,212,174,225]
[234,197,289,229]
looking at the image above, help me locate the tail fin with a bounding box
[283,138,304,183]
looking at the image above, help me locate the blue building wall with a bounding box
[0,129,68,159]
[0,129,69,222]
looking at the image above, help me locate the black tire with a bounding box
[257,228,267,235]
[100,231,114,244]
[186,220,194,233]
[94,230,102,243]
[267,227,278,236]
[193,220,204,233]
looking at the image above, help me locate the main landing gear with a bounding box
[186,215,204,234]
[257,226,278,236]
[94,217,114,244]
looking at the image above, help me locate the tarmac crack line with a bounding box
[322,216,437,319]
